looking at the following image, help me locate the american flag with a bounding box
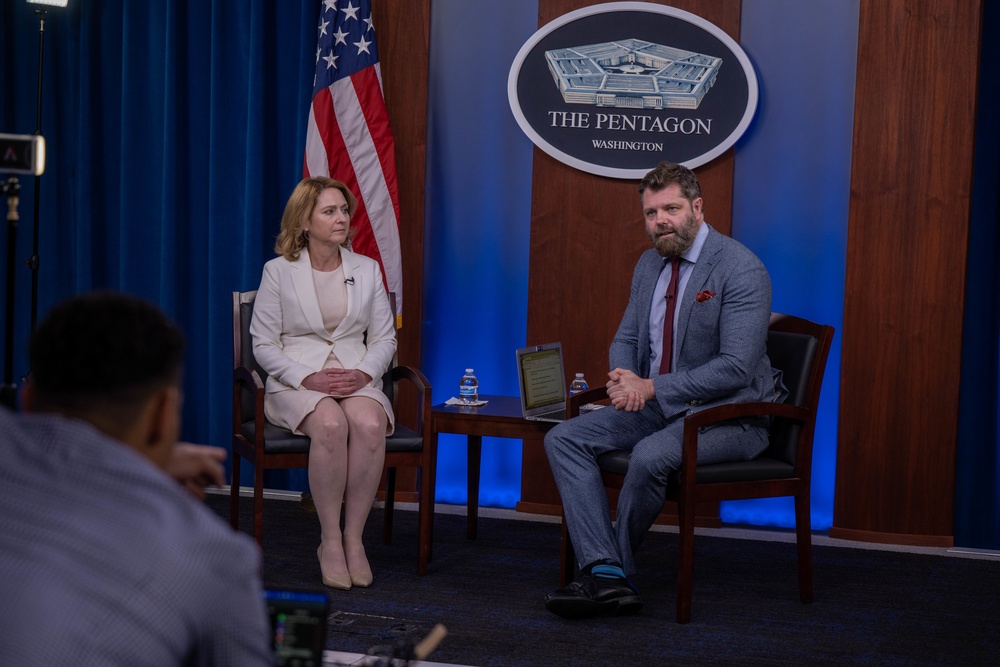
[304,0,403,326]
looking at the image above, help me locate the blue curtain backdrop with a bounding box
[422,0,539,507]
[0,0,317,493]
[727,0,858,529]
[956,0,1000,550]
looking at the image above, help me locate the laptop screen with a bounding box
[516,343,566,413]
[264,589,329,667]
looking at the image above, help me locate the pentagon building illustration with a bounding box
[544,38,722,109]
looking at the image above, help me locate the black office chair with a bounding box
[231,290,436,574]
[559,312,834,623]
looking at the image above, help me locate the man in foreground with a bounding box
[0,291,273,664]
[544,162,784,619]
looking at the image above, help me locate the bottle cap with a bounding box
[575,373,584,377]
[465,368,474,373]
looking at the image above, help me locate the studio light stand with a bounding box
[27,0,69,331]
[0,0,67,408]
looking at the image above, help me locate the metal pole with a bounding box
[2,177,21,409]
[28,9,47,333]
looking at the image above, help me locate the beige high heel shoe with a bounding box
[349,568,373,588]
[317,545,352,590]
[347,544,373,588]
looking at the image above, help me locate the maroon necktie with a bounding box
[661,258,680,374]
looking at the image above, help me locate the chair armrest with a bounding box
[233,365,264,392]
[678,401,811,484]
[567,386,608,418]
[682,401,810,431]
[390,364,431,394]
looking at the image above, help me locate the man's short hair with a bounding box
[29,291,186,422]
[638,161,702,203]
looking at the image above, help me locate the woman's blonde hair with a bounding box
[274,177,358,260]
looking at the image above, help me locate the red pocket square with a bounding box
[695,290,716,303]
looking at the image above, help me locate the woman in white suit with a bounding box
[250,177,396,590]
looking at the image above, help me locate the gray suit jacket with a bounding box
[609,224,778,422]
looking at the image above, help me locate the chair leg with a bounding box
[559,512,575,586]
[794,491,814,603]
[417,462,432,576]
[675,494,697,624]
[419,433,439,570]
[230,453,242,530]
[253,465,265,546]
[383,467,396,545]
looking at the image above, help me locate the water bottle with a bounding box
[459,368,479,403]
[569,372,589,395]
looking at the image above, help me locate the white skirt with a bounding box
[264,352,395,436]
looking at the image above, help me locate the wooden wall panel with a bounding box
[519,0,742,513]
[374,0,430,501]
[375,0,429,371]
[831,0,982,546]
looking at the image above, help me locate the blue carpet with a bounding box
[211,494,999,666]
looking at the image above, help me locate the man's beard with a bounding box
[649,213,699,258]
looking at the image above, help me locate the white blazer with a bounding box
[249,247,397,397]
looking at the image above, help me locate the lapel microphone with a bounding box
[344,277,355,285]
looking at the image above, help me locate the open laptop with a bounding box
[515,342,569,422]
[264,588,329,667]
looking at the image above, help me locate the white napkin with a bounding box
[445,397,489,407]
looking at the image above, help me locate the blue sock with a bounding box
[591,563,625,579]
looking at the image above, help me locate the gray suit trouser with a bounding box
[544,401,768,576]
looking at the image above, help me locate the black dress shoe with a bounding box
[544,573,643,619]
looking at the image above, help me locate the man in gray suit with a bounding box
[544,162,783,619]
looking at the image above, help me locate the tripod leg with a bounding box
[2,177,21,410]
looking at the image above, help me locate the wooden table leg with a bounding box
[467,434,482,539]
